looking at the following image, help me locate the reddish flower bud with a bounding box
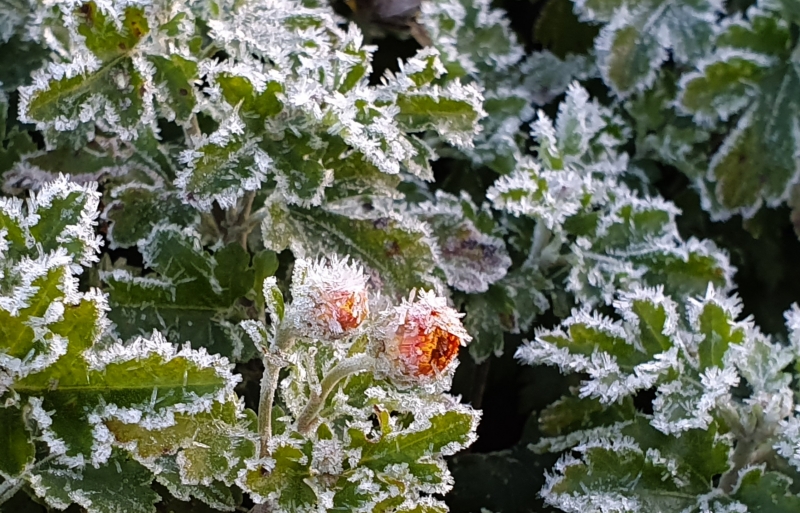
[374,290,471,388]
[289,256,369,340]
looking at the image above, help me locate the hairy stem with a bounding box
[719,437,757,494]
[258,326,295,458]
[296,355,373,435]
[526,221,552,268]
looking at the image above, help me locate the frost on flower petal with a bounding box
[373,290,470,389]
[288,255,370,340]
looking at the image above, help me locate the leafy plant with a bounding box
[4,0,800,511]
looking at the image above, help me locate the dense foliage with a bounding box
[3,0,800,512]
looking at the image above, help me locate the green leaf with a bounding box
[16,331,236,457]
[353,411,475,470]
[733,467,800,512]
[106,401,257,486]
[595,2,719,98]
[261,198,439,297]
[31,453,159,513]
[103,184,199,249]
[240,443,316,510]
[148,55,199,123]
[394,89,484,148]
[20,4,152,141]
[76,3,150,62]
[216,74,284,132]
[696,300,744,371]
[103,225,259,360]
[252,250,279,313]
[596,16,665,98]
[0,405,34,478]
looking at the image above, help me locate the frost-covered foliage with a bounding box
[4,0,800,510]
[574,0,800,221]
[520,285,800,512]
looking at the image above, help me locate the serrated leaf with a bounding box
[597,15,665,98]
[262,198,439,297]
[107,401,257,486]
[732,467,800,512]
[148,55,198,124]
[103,184,199,249]
[103,225,259,360]
[240,443,316,510]
[30,453,159,513]
[352,411,474,470]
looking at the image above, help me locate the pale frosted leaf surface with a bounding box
[410,191,511,294]
[584,0,721,97]
[677,3,800,219]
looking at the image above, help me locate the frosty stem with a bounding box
[258,326,295,458]
[296,355,373,434]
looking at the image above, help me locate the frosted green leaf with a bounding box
[154,460,238,512]
[542,421,729,513]
[261,198,440,296]
[103,183,199,249]
[353,411,475,470]
[103,225,261,360]
[29,453,159,513]
[694,298,746,371]
[16,331,238,458]
[565,186,733,306]
[252,250,279,315]
[106,400,258,487]
[176,130,272,211]
[596,13,666,98]
[679,52,772,125]
[216,74,284,133]
[148,55,199,124]
[394,84,486,149]
[592,1,720,98]
[517,287,682,404]
[731,467,800,512]
[18,3,152,141]
[677,5,800,218]
[240,442,316,510]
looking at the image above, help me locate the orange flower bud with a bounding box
[374,290,471,387]
[289,256,369,340]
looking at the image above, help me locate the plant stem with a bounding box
[257,326,295,458]
[525,221,552,268]
[719,437,757,494]
[296,355,373,435]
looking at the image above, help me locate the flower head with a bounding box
[374,290,471,388]
[289,255,370,339]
